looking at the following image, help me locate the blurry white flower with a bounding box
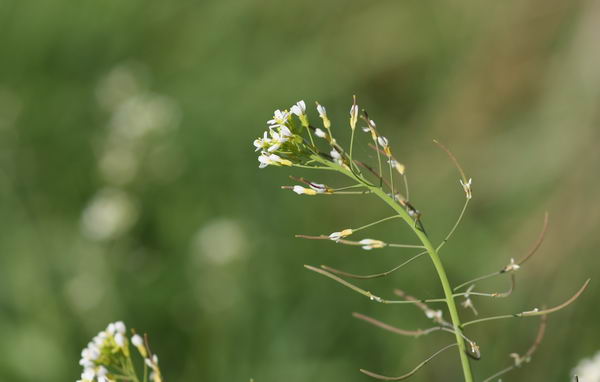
[315,128,326,138]
[388,159,405,175]
[131,333,147,357]
[461,285,478,315]
[81,188,138,241]
[329,229,353,241]
[131,334,143,347]
[258,152,292,168]
[114,332,125,347]
[377,136,389,148]
[253,131,271,152]
[316,104,327,119]
[572,351,600,382]
[308,182,326,193]
[350,103,359,129]
[359,239,386,250]
[316,103,331,129]
[191,218,247,266]
[267,109,290,128]
[292,186,317,195]
[425,309,443,322]
[504,258,520,272]
[460,178,473,199]
[290,100,306,116]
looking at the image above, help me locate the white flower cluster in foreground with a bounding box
[572,350,600,381]
[78,321,162,382]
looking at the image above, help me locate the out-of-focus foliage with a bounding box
[0,0,599,381]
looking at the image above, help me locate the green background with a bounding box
[0,0,598,381]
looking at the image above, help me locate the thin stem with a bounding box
[292,164,337,171]
[517,211,549,266]
[350,126,356,169]
[353,312,475,346]
[353,312,438,337]
[462,279,589,328]
[321,250,427,279]
[295,234,423,249]
[481,365,515,382]
[360,343,458,381]
[331,184,367,192]
[353,215,402,233]
[481,315,547,382]
[433,139,467,183]
[304,265,448,304]
[454,271,503,291]
[437,198,470,251]
[388,155,395,197]
[402,173,410,201]
[454,212,549,291]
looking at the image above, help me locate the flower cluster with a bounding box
[78,321,163,382]
[253,100,331,169]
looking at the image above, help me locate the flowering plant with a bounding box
[254,97,590,381]
[77,321,163,382]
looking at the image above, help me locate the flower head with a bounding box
[315,128,326,138]
[460,178,473,199]
[290,100,306,117]
[267,109,290,128]
[78,321,162,382]
[292,185,317,195]
[329,229,353,241]
[504,258,520,272]
[349,103,359,130]
[316,102,331,129]
[258,152,293,169]
[359,239,386,250]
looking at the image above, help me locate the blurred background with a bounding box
[1,0,599,381]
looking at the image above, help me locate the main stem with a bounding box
[328,160,474,382]
[372,188,473,382]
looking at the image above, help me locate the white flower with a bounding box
[97,366,108,382]
[316,104,327,118]
[81,368,95,381]
[349,104,359,129]
[316,102,331,129]
[377,136,389,148]
[267,109,290,128]
[329,229,353,241]
[290,100,306,116]
[461,285,478,315]
[308,182,326,193]
[115,332,126,347]
[114,321,126,334]
[388,159,405,175]
[504,258,520,272]
[425,309,443,322]
[359,239,386,250]
[131,334,144,347]
[460,178,472,199]
[361,126,371,133]
[315,128,326,138]
[279,125,293,137]
[292,186,317,196]
[572,350,600,381]
[330,149,341,160]
[253,132,270,151]
[258,152,292,169]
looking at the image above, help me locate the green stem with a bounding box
[319,156,474,382]
[373,187,473,382]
